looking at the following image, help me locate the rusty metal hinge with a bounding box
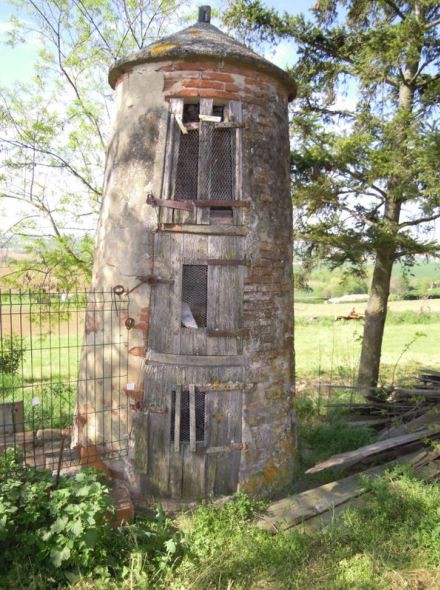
[146,194,193,211]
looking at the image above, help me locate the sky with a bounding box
[0,0,314,84]
[0,0,317,234]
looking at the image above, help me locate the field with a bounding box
[295,298,440,385]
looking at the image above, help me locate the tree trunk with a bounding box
[357,247,395,387]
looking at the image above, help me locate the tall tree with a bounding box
[224,0,440,386]
[0,0,190,289]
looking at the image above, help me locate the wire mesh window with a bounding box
[210,127,234,200]
[172,102,235,202]
[174,130,199,200]
[170,388,206,443]
[181,265,208,329]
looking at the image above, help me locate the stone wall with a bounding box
[77,57,296,497]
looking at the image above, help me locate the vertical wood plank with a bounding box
[189,384,196,452]
[174,384,181,453]
[168,368,184,499]
[228,101,243,224]
[168,233,183,354]
[207,236,244,355]
[162,99,183,224]
[197,99,213,224]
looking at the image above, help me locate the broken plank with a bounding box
[258,451,425,533]
[378,409,440,441]
[305,426,440,474]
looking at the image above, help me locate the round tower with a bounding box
[76,6,297,501]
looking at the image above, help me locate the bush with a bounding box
[0,335,26,374]
[0,451,117,584]
[0,451,184,588]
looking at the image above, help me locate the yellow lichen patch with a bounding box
[187,28,203,35]
[149,42,180,57]
[262,459,279,484]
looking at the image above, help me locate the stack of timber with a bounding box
[258,448,440,533]
[326,368,440,436]
[256,370,440,533]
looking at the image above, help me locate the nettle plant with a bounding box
[0,450,117,582]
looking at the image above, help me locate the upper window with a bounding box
[172,101,236,202]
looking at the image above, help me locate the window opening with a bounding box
[170,389,206,443]
[183,103,200,124]
[212,105,224,120]
[172,102,235,204]
[181,265,208,328]
[174,130,199,200]
[210,127,234,200]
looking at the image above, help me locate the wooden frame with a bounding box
[160,98,244,226]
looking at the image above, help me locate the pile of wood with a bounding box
[257,369,440,533]
[326,368,440,437]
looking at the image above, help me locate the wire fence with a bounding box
[0,289,130,473]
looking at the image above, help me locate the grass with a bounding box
[54,470,440,590]
[295,300,440,385]
[2,295,440,588]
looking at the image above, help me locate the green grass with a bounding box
[0,334,81,431]
[295,304,440,385]
[50,471,440,590]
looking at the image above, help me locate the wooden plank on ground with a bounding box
[258,451,426,533]
[305,427,440,474]
[378,409,440,440]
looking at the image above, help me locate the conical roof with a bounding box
[108,12,296,99]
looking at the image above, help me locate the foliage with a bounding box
[0,455,116,583]
[0,334,26,374]
[167,468,440,590]
[224,0,440,387]
[0,0,192,289]
[0,451,184,588]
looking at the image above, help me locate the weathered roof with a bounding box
[108,20,296,100]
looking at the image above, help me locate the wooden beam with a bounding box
[147,351,244,367]
[306,426,440,474]
[258,451,427,533]
[158,224,247,236]
[207,259,249,267]
[207,329,249,338]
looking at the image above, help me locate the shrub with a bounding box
[0,452,117,584]
[0,335,26,374]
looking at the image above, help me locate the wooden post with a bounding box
[189,384,196,452]
[174,385,181,452]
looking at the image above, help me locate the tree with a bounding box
[224,0,440,386]
[0,0,190,289]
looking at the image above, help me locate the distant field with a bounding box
[295,298,440,385]
[295,298,440,317]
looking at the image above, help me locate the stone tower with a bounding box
[76,6,296,501]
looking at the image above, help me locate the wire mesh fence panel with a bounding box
[0,290,130,472]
